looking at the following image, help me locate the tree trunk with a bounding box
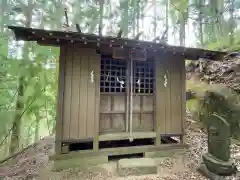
[179,1,188,46]
[229,0,235,45]
[122,0,129,37]
[209,0,218,42]
[99,0,104,36]
[165,0,169,42]
[0,0,6,32]
[132,1,136,37]
[34,112,40,143]
[179,11,187,46]
[136,0,140,35]
[9,0,34,155]
[9,77,24,154]
[218,0,224,36]
[198,0,204,46]
[153,0,157,38]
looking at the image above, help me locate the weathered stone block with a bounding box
[53,155,108,171]
[144,149,186,158]
[118,158,157,176]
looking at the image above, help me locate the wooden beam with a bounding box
[50,144,189,161]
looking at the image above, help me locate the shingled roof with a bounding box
[8,26,227,61]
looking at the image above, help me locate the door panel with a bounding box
[99,57,127,133]
[132,96,141,112]
[131,95,154,131]
[131,60,155,132]
[99,95,126,133]
[143,96,154,112]
[113,96,125,112]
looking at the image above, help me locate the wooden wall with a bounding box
[60,46,100,140]
[155,54,185,135]
[56,46,185,146]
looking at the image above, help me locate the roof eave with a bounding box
[8,26,227,61]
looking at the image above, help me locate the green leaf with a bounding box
[24,86,35,98]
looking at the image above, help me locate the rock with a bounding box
[186,54,240,93]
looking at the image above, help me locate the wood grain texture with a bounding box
[62,47,100,140]
[55,46,67,154]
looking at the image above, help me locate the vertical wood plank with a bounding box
[70,47,80,139]
[170,57,182,133]
[77,50,82,139]
[152,59,156,134]
[125,60,130,132]
[87,54,97,137]
[55,46,66,154]
[93,52,100,151]
[78,53,88,138]
[155,54,166,145]
[165,56,171,134]
[180,58,187,143]
[63,47,72,140]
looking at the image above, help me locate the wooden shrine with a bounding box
[8,26,227,169]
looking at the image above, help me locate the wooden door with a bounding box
[99,56,155,134]
[99,57,127,133]
[131,60,155,132]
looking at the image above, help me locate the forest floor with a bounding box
[0,113,240,180]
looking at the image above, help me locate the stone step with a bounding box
[117,158,157,177]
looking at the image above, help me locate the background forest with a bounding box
[0,0,240,161]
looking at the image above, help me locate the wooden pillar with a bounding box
[180,58,187,144]
[93,51,100,152]
[155,54,167,146]
[55,46,67,154]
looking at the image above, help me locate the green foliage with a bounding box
[206,31,240,51]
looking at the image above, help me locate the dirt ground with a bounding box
[0,113,240,180]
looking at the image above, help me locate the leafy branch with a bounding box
[0,87,45,148]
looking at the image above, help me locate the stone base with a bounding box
[202,153,237,176]
[117,158,157,177]
[198,163,237,180]
[145,149,186,158]
[53,155,108,172]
